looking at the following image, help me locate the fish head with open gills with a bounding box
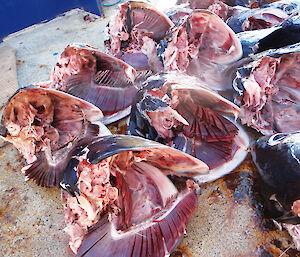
[161,9,243,90]
[0,86,109,187]
[60,135,208,256]
[40,43,141,124]
[105,1,174,73]
[129,72,250,183]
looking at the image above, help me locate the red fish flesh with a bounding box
[60,135,208,255]
[0,87,107,187]
[105,1,174,72]
[44,44,139,124]
[161,10,242,90]
[129,73,249,183]
[234,43,300,135]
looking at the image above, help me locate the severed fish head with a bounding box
[251,132,300,219]
[233,43,300,135]
[49,43,137,89]
[129,72,249,183]
[162,10,242,90]
[61,135,208,255]
[43,43,140,124]
[0,87,108,187]
[251,131,300,249]
[105,1,174,72]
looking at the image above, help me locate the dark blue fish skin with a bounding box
[226,0,296,34]
[237,15,300,58]
[251,132,300,224]
[257,15,300,53]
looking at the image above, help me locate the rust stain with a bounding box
[16,59,25,66]
[107,116,129,135]
[171,245,193,257]
[0,187,22,224]
[208,154,298,257]
[39,65,45,68]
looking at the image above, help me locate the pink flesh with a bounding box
[208,1,230,20]
[177,0,217,9]
[292,200,300,217]
[238,53,300,134]
[3,89,100,163]
[163,10,242,74]
[106,2,172,72]
[76,179,198,257]
[49,45,97,91]
[63,149,200,255]
[282,223,300,251]
[241,7,288,31]
[2,88,103,187]
[48,44,136,91]
[62,157,118,253]
[143,79,243,171]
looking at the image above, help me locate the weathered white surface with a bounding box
[2,7,117,87]
[0,45,19,106]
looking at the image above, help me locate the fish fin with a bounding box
[94,70,133,88]
[172,133,235,169]
[22,151,66,187]
[76,189,197,257]
[129,2,174,42]
[85,135,163,164]
[121,53,151,71]
[66,72,138,116]
[61,158,80,197]
[176,102,238,142]
[86,122,100,137]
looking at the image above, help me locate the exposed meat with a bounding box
[227,6,289,33]
[283,224,300,250]
[234,49,300,135]
[242,8,288,31]
[41,44,139,124]
[105,1,174,72]
[60,135,207,255]
[62,157,118,253]
[208,1,230,20]
[165,7,193,26]
[0,87,104,187]
[130,73,249,182]
[162,10,242,90]
[177,0,219,9]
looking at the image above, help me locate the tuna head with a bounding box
[251,132,300,215]
[46,44,139,124]
[1,87,107,187]
[162,10,242,90]
[251,131,300,250]
[129,73,249,183]
[60,135,208,256]
[233,43,300,135]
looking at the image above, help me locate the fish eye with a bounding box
[268,133,288,146]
